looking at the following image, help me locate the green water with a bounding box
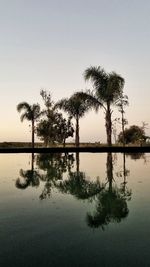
[0,152,150,267]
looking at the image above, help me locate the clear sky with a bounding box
[0,0,150,143]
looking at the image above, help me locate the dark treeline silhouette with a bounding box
[16,66,137,148]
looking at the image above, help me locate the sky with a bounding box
[0,0,150,143]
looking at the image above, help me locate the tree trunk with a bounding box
[75,115,79,147]
[32,120,35,149]
[121,110,125,147]
[105,103,112,146]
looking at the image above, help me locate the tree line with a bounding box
[17,65,149,147]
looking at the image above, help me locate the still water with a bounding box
[0,152,150,267]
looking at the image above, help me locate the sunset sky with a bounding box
[0,0,150,143]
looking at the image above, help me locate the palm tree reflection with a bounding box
[16,153,41,189]
[86,153,131,230]
[15,153,74,198]
[56,170,103,200]
[55,152,103,200]
[15,152,132,230]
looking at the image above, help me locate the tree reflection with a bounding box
[15,153,74,198]
[126,152,147,162]
[56,171,103,200]
[116,153,131,198]
[86,153,131,230]
[16,153,41,189]
[36,153,74,199]
[55,152,103,200]
[15,152,132,230]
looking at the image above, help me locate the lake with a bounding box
[0,152,150,267]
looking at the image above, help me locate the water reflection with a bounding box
[116,153,131,198]
[3,152,150,266]
[16,153,74,199]
[15,152,133,229]
[87,153,131,230]
[126,152,146,161]
[55,153,103,200]
[36,153,74,199]
[16,153,41,189]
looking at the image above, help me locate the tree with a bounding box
[56,93,91,147]
[118,125,147,145]
[116,94,129,146]
[56,116,74,146]
[36,90,74,146]
[17,102,43,149]
[37,111,74,146]
[76,66,125,146]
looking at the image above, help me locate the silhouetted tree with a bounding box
[56,93,92,147]
[118,125,147,145]
[37,90,74,146]
[116,94,129,146]
[17,102,43,148]
[37,112,74,146]
[76,66,125,146]
[78,66,124,146]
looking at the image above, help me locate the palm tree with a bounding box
[76,66,125,146]
[56,93,91,147]
[17,102,42,149]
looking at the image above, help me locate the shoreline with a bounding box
[0,146,150,153]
